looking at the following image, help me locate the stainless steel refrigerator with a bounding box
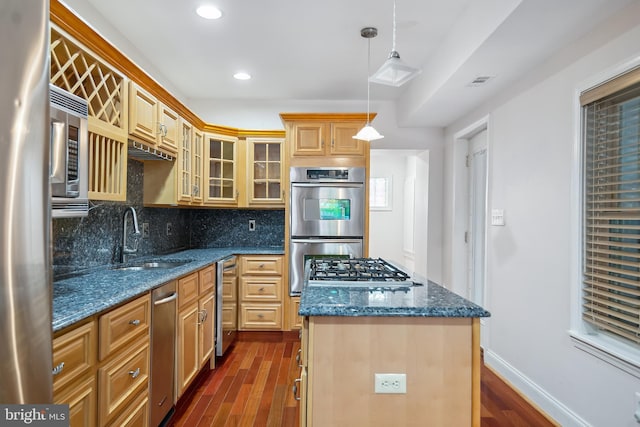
[0,0,53,403]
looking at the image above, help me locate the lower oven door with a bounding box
[289,238,363,295]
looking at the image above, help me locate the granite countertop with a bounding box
[52,246,283,332]
[299,278,491,318]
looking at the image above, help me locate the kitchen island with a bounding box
[298,275,490,427]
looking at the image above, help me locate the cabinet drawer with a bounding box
[178,272,199,309]
[222,304,237,329]
[199,265,215,295]
[99,294,150,361]
[106,390,148,427]
[54,373,97,427]
[240,277,282,301]
[222,276,236,301]
[53,321,96,393]
[239,304,282,330]
[98,340,149,426]
[240,256,282,275]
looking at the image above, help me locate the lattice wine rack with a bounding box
[50,26,128,201]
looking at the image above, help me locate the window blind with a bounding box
[583,78,640,346]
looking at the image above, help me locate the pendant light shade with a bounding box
[354,27,384,142]
[370,0,421,87]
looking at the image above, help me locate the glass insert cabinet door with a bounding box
[205,134,237,203]
[248,137,284,204]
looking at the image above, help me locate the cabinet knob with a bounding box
[52,362,65,376]
[129,319,141,326]
[128,368,141,379]
[257,313,264,319]
[258,264,265,269]
[258,287,265,293]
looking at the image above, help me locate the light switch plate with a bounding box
[491,209,505,226]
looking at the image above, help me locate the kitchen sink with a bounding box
[111,259,193,271]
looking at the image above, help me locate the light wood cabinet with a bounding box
[53,320,98,427]
[246,137,285,206]
[238,255,284,331]
[50,26,128,202]
[105,390,149,427]
[98,338,149,426]
[97,294,150,427]
[204,133,238,206]
[176,266,216,398]
[281,114,370,160]
[192,128,204,204]
[129,82,179,156]
[289,297,302,330]
[98,295,150,361]
[298,316,480,427]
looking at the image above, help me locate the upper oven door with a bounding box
[290,182,365,237]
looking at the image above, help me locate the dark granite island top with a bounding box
[52,246,283,332]
[297,268,490,427]
[299,279,490,318]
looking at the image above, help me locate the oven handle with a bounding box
[291,182,363,188]
[291,238,363,244]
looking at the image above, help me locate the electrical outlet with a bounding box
[142,223,150,238]
[374,373,406,394]
[166,222,173,236]
[249,219,256,231]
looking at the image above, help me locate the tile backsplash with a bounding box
[52,160,284,273]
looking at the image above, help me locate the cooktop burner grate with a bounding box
[309,258,411,282]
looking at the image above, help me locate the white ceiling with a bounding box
[63,0,636,128]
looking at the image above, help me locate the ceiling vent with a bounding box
[467,76,494,87]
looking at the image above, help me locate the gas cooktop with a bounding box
[305,257,423,289]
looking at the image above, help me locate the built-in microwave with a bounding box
[50,85,89,218]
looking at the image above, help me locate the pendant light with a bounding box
[353,27,384,142]
[369,0,421,87]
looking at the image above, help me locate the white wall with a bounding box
[442,3,640,426]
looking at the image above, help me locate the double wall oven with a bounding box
[289,167,365,295]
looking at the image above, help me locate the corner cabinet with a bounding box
[246,137,285,206]
[204,133,239,206]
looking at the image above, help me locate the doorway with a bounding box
[467,132,487,307]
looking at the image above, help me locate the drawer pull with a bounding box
[129,319,141,326]
[128,368,141,379]
[257,314,264,319]
[258,287,265,292]
[296,348,302,367]
[293,378,301,401]
[258,263,265,269]
[52,362,65,376]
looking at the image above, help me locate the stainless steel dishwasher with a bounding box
[150,281,177,427]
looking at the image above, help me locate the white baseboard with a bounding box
[484,349,590,427]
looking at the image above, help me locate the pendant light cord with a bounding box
[367,37,371,124]
[392,0,397,52]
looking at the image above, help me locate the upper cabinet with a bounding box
[247,137,285,206]
[129,82,179,156]
[204,134,238,206]
[281,113,373,167]
[49,25,128,202]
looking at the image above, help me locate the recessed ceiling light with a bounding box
[233,72,251,80]
[196,5,222,20]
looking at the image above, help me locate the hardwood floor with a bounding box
[169,333,557,427]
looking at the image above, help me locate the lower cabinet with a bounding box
[177,266,216,398]
[238,255,284,331]
[53,293,150,427]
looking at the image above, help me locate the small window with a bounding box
[370,177,392,211]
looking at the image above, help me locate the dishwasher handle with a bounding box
[154,292,177,306]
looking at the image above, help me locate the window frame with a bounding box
[369,176,393,211]
[570,56,640,378]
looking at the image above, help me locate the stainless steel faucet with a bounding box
[121,206,141,263]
